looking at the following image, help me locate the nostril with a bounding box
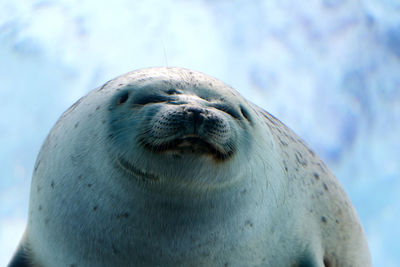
[184,106,206,118]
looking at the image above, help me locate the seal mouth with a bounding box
[140,134,233,161]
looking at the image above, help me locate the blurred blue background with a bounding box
[1,0,399,266]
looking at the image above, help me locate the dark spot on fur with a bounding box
[78,175,83,180]
[70,264,77,267]
[44,218,50,224]
[38,205,42,211]
[308,148,315,157]
[74,122,79,128]
[295,151,307,167]
[321,216,327,223]
[317,162,327,173]
[51,181,54,189]
[288,135,296,142]
[240,189,247,195]
[323,257,332,267]
[245,220,253,227]
[313,172,320,180]
[96,106,100,110]
[93,206,98,211]
[116,212,130,219]
[279,136,289,147]
[112,244,119,255]
[87,183,92,187]
[283,161,288,172]
[98,79,112,91]
[102,120,106,124]
[323,183,328,191]
[335,219,340,224]
[34,160,41,172]
[37,186,41,192]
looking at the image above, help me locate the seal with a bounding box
[9,67,372,267]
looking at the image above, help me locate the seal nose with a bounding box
[184,106,207,133]
[186,106,204,117]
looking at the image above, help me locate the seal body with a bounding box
[10,67,372,266]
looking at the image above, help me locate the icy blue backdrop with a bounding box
[1,0,399,266]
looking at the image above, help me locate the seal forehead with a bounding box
[101,67,239,101]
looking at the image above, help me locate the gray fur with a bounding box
[10,67,371,266]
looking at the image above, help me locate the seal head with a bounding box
[105,69,254,194]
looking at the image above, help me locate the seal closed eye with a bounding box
[10,67,372,267]
[131,93,171,105]
[116,91,130,105]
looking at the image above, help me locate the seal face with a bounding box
[111,85,240,162]
[9,67,372,267]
